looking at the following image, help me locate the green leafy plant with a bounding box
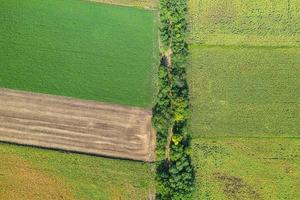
[153,0,195,198]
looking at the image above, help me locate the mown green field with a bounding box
[188,46,300,137]
[187,1,300,199]
[191,137,300,200]
[0,0,158,107]
[188,0,300,46]
[0,143,154,200]
[188,46,300,199]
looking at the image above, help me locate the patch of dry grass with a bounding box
[0,152,74,200]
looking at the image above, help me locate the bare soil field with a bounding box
[0,89,155,162]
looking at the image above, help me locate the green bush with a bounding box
[153,0,195,198]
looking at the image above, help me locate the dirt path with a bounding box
[0,88,155,162]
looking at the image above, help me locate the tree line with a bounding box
[152,0,195,199]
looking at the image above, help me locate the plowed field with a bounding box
[0,89,155,162]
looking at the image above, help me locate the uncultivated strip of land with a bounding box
[0,89,155,162]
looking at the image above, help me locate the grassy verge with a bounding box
[188,45,300,137]
[0,0,158,107]
[0,143,154,200]
[191,137,300,199]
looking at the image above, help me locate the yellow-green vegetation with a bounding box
[187,0,300,199]
[0,0,158,107]
[89,0,157,9]
[0,143,154,200]
[188,0,300,46]
[188,45,300,199]
[188,46,300,137]
[0,151,74,200]
[192,137,300,200]
[153,0,195,199]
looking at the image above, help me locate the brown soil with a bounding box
[0,88,155,162]
[0,152,74,200]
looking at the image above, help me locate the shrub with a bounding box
[153,0,195,199]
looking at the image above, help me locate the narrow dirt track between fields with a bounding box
[0,88,155,162]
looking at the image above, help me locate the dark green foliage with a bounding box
[156,153,194,200]
[153,0,195,198]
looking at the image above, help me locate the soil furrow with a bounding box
[0,115,143,141]
[0,128,147,156]
[0,121,144,148]
[0,88,155,161]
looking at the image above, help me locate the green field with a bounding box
[188,46,300,137]
[188,43,300,200]
[187,0,300,199]
[191,137,300,199]
[0,0,158,107]
[0,143,154,200]
[188,0,300,46]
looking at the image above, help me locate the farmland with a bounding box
[191,137,300,199]
[188,46,300,137]
[0,0,158,107]
[1,0,299,199]
[0,142,154,200]
[0,0,158,199]
[188,45,300,199]
[188,0,300,46]
[187,0,300,199]
[0,88,155,162]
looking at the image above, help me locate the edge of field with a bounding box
[0,142,155,200]
[87,0,158,10]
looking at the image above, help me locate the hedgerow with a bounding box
[152,0,195,199]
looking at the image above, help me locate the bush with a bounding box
[153,0,195,199]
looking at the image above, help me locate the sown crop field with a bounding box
[191,137,300,200]
[188,46,300,137]
[188,0,300,46]
[187,1,300,199]
[188,46,300,199]
[0,0,158,107]
[0,142,154,200]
